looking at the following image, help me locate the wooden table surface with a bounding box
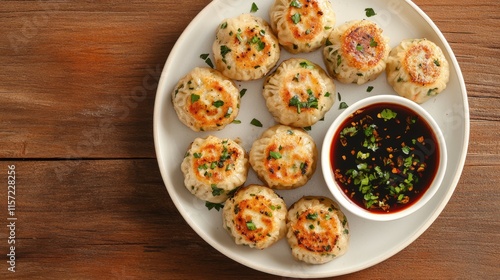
[0,0,498,279]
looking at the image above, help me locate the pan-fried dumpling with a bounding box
[386,38,450,103]
[263,58,335,127]
[323,20,390,84]
[212,14,280,81]
[270,0,336,54]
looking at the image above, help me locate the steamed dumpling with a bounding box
[323,20,390,84]
[270,0,336,53]
[386,38,450,103]
[212,14,280,81]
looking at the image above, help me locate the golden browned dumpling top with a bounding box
[270,0,336,53]
[286,196,350,264]
[212,14,280,81]
[249,125,317,190]
[386,38,450,103]
[172,67,240,132]
[323,20,390,84]
[223,184,287,249]
[263,58,336,128]
[181,136,249,203]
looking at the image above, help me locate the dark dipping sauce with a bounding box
[330,103,440,214]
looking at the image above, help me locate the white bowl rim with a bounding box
[321,95,448,222]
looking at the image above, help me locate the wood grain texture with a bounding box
[0,0,499,279]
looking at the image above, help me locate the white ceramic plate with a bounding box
[153,0,469,277]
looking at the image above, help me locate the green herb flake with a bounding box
[380,108,398,121]
[290,0,302,8]
[193,152,202,159]
[250,2,259,13]
[365,8,377,17]
[232,119,241,124]
[205,201,224,211]
[246,221,257,231]
[291,13,301,24]
[434,59,441,67]
[213,100,224,108]
[370,38,378,47]
[211,184,224,196]
[356,44,363,51]
[367,86,374,92]
[339,102,349,109]
[250,118,263,127]
[191,94,200,103]
[299,61,314,69]
[325,92,331,97]
[220,45,231,58]
[239,88,247,98]
[306,212,318,220]
[269,151,282,160]
[220,22,228,29]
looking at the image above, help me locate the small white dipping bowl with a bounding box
[322,95,447,221]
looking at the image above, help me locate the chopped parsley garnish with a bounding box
[193,152,202,158]
[356,44,363,51]
[325,92,331,97]
[246,221,257,231]
[365,8,377,17]
[367,86,374,92]
[306,212,318,220]
[213,100,224,108]
[250,2,259,13]
[211,184,224,196]
[220,45,231,58]
[232,119,241,124]
[220,22,227,29]
[239,88,247,98]
[269,151,282,160]
[289,91,319,114]
[250,35,266,51]
[191,94,200,103]
[205,201,224,211]
[370,38,378,47]
[250,118,263,127]
[299,61,314,69]
[290,0,302,8]
[380,108,397,121]
[339,102,349,109]
[434,59,441,67]
[291,13,301,24]
[199,53,214,68]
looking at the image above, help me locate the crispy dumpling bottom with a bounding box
[270,0,336,53]
[386,38,450,104]
[249,125,317,190]
[286,196,350,264]
[181,136,248,203]
[263,58,335,127]
[323,20,390,84]
[172,67,240,132]
[223,184,287,249]
[212,13,280,81]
